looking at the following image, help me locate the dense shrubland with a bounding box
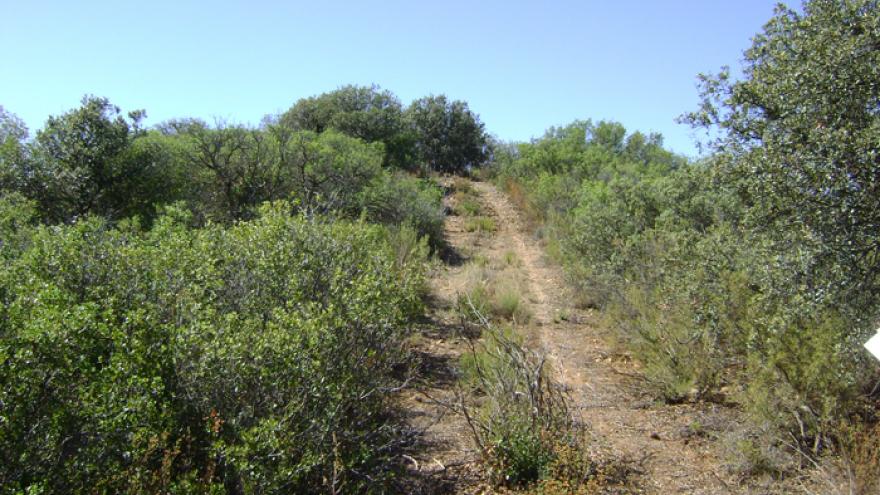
[490,0,880,477]
[0,202,426,493]
[0,84,486,234]
[0,86,486,492]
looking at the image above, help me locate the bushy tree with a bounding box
[678,1,880,454]
[0,107,29,193]
[28,96,169,222]
[163,120,384,221]
[280,85,415,169]
[406,94,487,174]
[162,119,282,221]
[683,0,880,300]
[501,120,682,184]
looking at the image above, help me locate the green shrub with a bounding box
[0,202,423,493]
[605,226,753,403]
[741,307,864,458]
[359,173,444,248]
[458,325,573,488]
[383,223,431,276]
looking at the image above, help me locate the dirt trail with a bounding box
[399,181,488,494]
[405,179,778,494]
[472,181,755,494]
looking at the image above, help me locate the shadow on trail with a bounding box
[437,240,466,267]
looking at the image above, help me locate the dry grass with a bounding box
[456,262,530,323]
[465,216,496,233]
[503,250,520,267]
[452,177,476,195]
[493,281,531,323]
[801,422,880,495]
[453,193,482,216]
[455,308,639,493]
[844,422,880,494]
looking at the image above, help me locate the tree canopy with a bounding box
[683,0,880,297]
[406,94,488,174]
[21,96,170,223]
[280,85,414,169]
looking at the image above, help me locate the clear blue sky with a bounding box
[1,0,785,157]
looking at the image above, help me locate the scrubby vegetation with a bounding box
[2,0,878,491]
[0,86,484,493]
[0,203,427,493]
[457,316,578,489]
[455,254,530,325]
[490,0,880,481]
[456,312,636,494]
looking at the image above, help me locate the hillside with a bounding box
[1,1,879,493]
